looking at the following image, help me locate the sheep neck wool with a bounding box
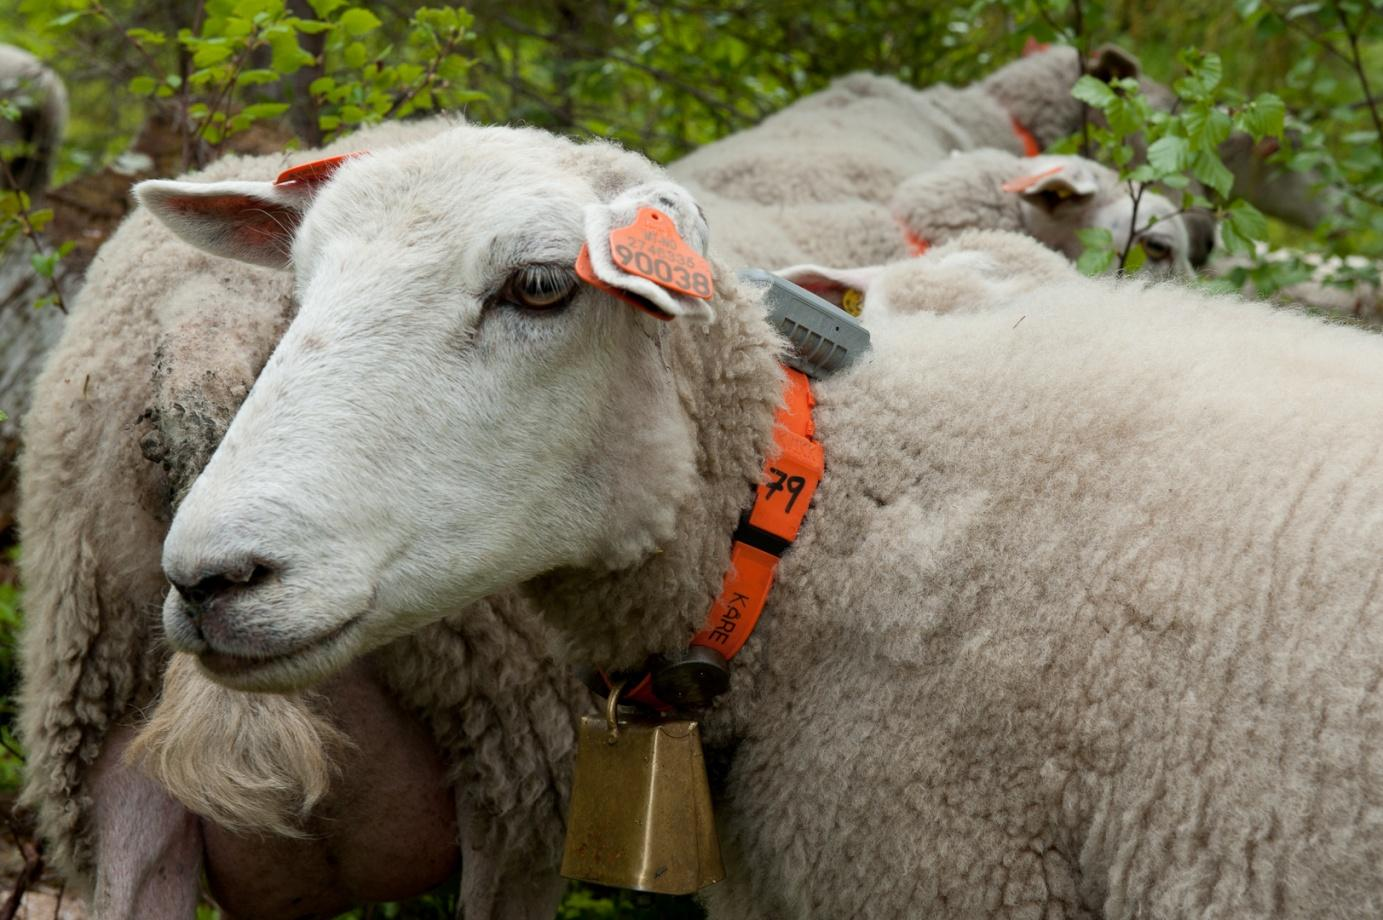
[606,365,822,713]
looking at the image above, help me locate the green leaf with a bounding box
[1072,75,1118,110]
[289,17,334,34]
[1076,227,1116,276]
[1105,96,1144,137]
[48,11,85,28]
[192,42,235,67]
[1226,199,1269,242]
[1147,135,1190,174]
[1123,242,1148,274]
[1239,93,1285,141]
[1190,150,1235,198]
[236,68,281,87]
[268,30,316,72]
[126,27,167,45]
[1183,104,1233,151]
[342,40,368,68]
[128,75,158,96]
[239,102,291,120]
[339,8,382,36]
[307,0,346,17]
[27,208,53,233]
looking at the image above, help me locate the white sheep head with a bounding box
[137,125,717,690]
[1005,155,1192,277]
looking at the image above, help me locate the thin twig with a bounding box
[1261,0,1354,66]
[0,732,24,763]
[382,26,464,121]
[492,13,761,125]
[1118,180,1147,272]
[1335,3,1383,147]
[0,160,68,314]
[0,832,43,920]
[205,37,268,158]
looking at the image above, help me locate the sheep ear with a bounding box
[775,263,885,313]
[580,181,715,321]
[1004,159,1100,212]
[1089,44,1141,82]
[135,179,314,268]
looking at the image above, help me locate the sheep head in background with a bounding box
[892,149,1194,277]
[137,126,713,690]
[1006,155,1191,275]
[0,44,68,199]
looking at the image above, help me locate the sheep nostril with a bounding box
[171,561,275,615]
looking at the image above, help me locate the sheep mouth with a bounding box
[198,612,364,681]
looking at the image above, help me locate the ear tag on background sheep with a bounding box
[1001,165,1063,194]
[273,152,365,189]
[561,684,724,896]
[607,207,715,300]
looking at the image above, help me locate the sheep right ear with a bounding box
[1089,44,1141,82]
[135,179,315,268]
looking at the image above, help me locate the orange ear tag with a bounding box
[274,152,366,188]
[607,208,715,301]
[1001,164,1063,193]
[575,244,675,321]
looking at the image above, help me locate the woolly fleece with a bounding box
[525,222,1383,917]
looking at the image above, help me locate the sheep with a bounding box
[0,44,67,198]
[686,150,1194,279]
[1,44,68,530]
[133,121,1383,918]
[664,49,1198,275]
[668,46,1151,210]
[16,116,581,919]
[1209,242,1382,325]
[769,149,1196,299]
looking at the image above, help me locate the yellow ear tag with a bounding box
[840,288,864,317]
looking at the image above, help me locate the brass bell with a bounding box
[560,682,725,895]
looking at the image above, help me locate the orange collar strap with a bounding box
[896,116,1041,257]
[608,366,823,711]
[1011,117,1042,157]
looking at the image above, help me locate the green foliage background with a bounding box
[0,0,1379,917]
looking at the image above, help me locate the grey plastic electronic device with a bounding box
[738,268,872,379]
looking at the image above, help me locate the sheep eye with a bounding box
[1141,237,1172,260]
[499,264,577,311]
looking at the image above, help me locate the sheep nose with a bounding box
[169,559,274,618]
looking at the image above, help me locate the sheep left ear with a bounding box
[1003,158,1100,211]
[136,153,363,268]
[136,179,314,268]
[775,263,886,314]
[579,181,715,321]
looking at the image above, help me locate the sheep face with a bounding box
[1011,156,1192,277]
[139,126,704,690]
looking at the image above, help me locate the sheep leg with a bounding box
[87,723,203,920]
